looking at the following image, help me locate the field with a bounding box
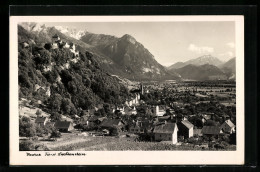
[24,132,236,151]
[19,105,50,119]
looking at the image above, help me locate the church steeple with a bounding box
[140,83,144,95]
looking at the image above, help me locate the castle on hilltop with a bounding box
[51,34,79,57]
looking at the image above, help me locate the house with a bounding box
[35,116,49,127]
[54,121,74,132]
[125,93,140,106]
[69,42,76,51]
[21,42,29,48]
[81,109,95,117]
[113,106,125,115]
[171,101,184,108]
[193,129,202,136]
[154,105,166,117]
[201,126,223,137]
[199,114,212,124]
[100,119,125,130]
[83,115,100,126]
[52,34,60,43]
[98,117,107,122]
[74,51,79,57]
[177,120,194,139]
[156,115,171,123]
[129,120,153,134]
[129,124,145,134]
[60,116,73,123]
[220,119,235,134]
[124,106,137,115]
[174,114,188,123]
[125,99,133,107]
[45,87,51,97]
[51,43,58,49]
[79,115,87,125]
[153,122,178,144]
[45,121,55,128]
[64,42,70,48]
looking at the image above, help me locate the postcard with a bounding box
[10,15,244,165]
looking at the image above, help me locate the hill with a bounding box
[173,64,227,81]
[18,24,129,118]
[185,55,223,66]
[167,55,223,70]
[219,57,236,80]
[167,62,186,70]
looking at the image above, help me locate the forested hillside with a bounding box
[18,25,129,118]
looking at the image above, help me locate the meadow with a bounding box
[25,132,236,151]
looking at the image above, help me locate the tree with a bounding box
[20,141,35,151]
[35,124,45,137]
[48,93,63,112]
[61,98,77,116]
[36,109,42,116]
[50,130,61,138]
[33,49,51,70]
[51,112,62,121]
[19,116,36,137]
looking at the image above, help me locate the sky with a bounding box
[44,22,236,66]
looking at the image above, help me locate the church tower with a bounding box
[140,83,144,95]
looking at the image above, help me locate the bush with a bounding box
[50,130,61,138]
[19,116,36,137]
[36,109,42,116]
[31,136,38,141]
[35,125,45,137]
[136,133,153,142]
[220,134,230,143]
[214,143,225,150]
[35,144,49,151]
[20,141,35,151]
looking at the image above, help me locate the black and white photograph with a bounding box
[10,16,244,165]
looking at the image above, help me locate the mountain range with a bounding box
[172,64,226,81]
[219,57,236,80]
[19,23,235,81]
[55,26,179,81]
[167,55,235,80]
[167,55,223,70]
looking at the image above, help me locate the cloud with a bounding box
[219,51,234,58]
[188,44,214,54]
[226,42,235,48]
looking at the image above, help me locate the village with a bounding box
[19,34,236,151]
[19,79,236,151]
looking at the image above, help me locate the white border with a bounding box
[10,16,244,165]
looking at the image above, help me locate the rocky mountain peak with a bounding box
[54,26,87,40]
[120,34,136,44]
[19,22,47,32]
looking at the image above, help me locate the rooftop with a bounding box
[202,126,221,135]
[35,116,47,123]
[153,123,177,134]
[181,120,194,129]
[54,121,72,129]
